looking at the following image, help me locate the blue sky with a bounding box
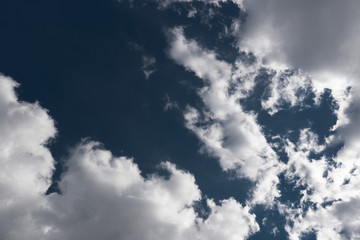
[1,0,360,239]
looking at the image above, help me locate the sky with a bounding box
[0,0,360,239]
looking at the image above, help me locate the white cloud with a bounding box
[46,141,259,240]
[0,75,56,240]
[167,27,285,205]
[163,3,360,237]
[0,75,259,240]
[285,198,360,240]
[261,69,313,115]
[235,0,360,133]
[46,141,201,240]
[231,1,360,237]
[197,198,259,240]
[279,128,360,239]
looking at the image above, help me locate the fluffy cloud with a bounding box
[47,141,201,240]
[229,1,360,237]
[164,3,360,237]
[0,75,259,240]
[277,127,360,239]
[261,69,313,115]
[235,0,360,135]
[161,1,360,238]
[0,75,56,240]
[167,27,285,205]
[48,142,259,240]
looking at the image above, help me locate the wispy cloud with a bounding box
[128,42,157,80]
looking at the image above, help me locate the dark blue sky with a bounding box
[0,1,351,239]
[0,0,255,203]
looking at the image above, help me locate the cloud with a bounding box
[261,69,314,115]
[234,0,360,137]
[277,127,360,239]
[47,141,201,240]
[141,55,157,79]
[157,0,243,9]
[229,1,360,237]
[238,0,360,85]
[0,75,259,240]
[0,75,56,240]
[48,142,259,239]
[167,27,285,205]
[164,94,179,111]
[198,198,259,240]
[164,5,360,237]
[284,198,360,240]
[128,42,157,79]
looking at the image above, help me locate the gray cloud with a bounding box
[239,0,360,82]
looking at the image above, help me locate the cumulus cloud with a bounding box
[48,142,259,240]
[167,27,285,205]
[0,75,56,240]
[0,75,259,240]
[47,141,201,240]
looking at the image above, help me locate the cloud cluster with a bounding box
[0,75,259,240]
[167,27,285,205]
[261,69,313,115]
[165,2,360,237]
[229,1,360,238]
[4,0,360,238]
[0,75,56,240]
[234,0,359,136]
[280,128,360,239]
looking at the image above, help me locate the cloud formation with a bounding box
[238,0,360,85]
[229,1,360,238]
[0,75,259,240]
[235,0,360,137]
[4,1,360,238]
[165,3,360,237]
[167,27,285,205]
[0,75,56,240]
